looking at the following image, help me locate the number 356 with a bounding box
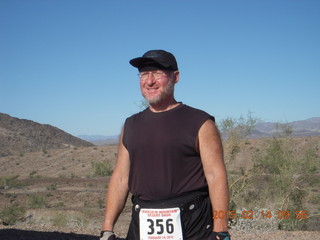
[147,219,174,235]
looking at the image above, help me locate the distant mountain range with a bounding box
[0,113,319,155]
[78,117,320,144]
[251,117,320,138]
[0,113,93,157]
[78,135,119,146]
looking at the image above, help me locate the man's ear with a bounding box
[173,71,180,84]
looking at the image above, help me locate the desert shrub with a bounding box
[28,195,48,209]
[4,193,17,200]
[97,199,105,209]
[302,148,318,174]
[230,136,318,231]
[220,112,258,164]
[221,113,261,211]
[0,176,29,189]
[308,193,320,205]
[29,171,37,178]
[70,173,78,178]
[52,212,68,227]
[54,201,65,208]
[73,214,88,228]
[46,184,57,191]
[0,203,26,225]
[223,115,319,231]
[92,161,113,177]
[59,173,66,178]
[0,175,20,188]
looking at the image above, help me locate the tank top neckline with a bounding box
[145,102,184,116]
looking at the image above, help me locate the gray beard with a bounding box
[143,79,175,105]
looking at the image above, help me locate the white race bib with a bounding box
[139,207,183,240]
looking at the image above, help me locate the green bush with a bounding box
[28,195,48,209]
[220,112,258,163]
[92,161,113,177]
[0,203,26,225]
[0,175,19,188]
[52,212,68,227]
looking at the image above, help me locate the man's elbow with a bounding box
[206,170,228,185]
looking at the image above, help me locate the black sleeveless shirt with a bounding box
[123,104,215,200]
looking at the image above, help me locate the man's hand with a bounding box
[100,231,116,240]
[208,231,231,240]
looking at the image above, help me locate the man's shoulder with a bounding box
[125,108,149,122]
[182,105,215,120]
[182,104,206,113]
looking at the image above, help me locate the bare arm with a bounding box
[102,128,130,231]
[198,119,229,232]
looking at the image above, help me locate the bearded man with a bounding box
[100,50,231,240]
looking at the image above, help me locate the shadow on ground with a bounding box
[0,229,127,240]
[0,229,99,240]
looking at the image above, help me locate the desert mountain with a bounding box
[78,135,119,146]
[0,113,93,157]
[252,117,320,137]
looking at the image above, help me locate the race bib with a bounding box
[139,207,183,240]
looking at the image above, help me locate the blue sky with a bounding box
[1,0,319,136]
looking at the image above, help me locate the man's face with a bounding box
[139,70,179,105]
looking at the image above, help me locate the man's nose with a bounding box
[146,73,156,84]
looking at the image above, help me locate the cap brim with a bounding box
[129,57,169,69]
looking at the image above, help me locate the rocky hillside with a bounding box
[0,113,93,157]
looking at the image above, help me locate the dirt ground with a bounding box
[1,227,320,240]
[0,142,319,239]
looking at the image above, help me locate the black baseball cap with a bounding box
[129,50,178,72]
